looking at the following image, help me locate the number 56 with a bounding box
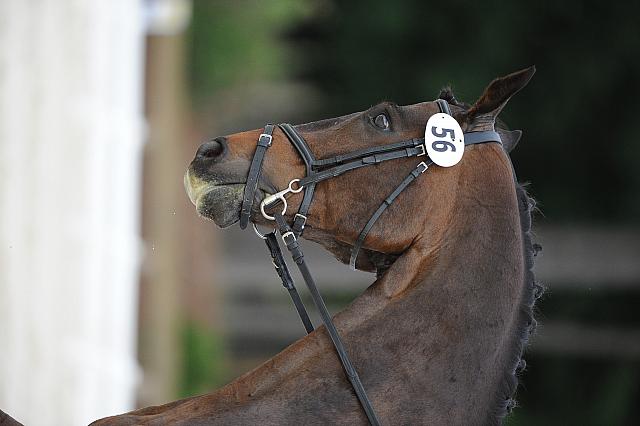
[431,126,456,152]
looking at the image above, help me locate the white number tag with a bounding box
[424,113,464,167]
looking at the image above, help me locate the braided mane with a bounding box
[491,184,543,423]
[439,88,543,423]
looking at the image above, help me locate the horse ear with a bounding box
[497,129,522,153]
[464,67,535,131]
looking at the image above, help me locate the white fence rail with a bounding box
[0,1,145,424]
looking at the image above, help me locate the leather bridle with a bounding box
[238,99,502,425]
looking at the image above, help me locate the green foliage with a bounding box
[188,0,314,105]
[179,321,229,398]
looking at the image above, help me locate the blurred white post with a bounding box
[0,1,145,425]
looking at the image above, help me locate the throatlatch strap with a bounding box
[274,213,381,426]
[349,160,432,270]
[264,232,314,334]
[240,124,275,229]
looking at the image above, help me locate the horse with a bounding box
[94,66,541,425]
[0,409,22,426]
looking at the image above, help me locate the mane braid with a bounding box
[489,183,544,424]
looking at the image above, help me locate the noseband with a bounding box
[239,100,501,425]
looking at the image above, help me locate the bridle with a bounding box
[238,99,502,425]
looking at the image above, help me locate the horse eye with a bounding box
[373,114,389,130]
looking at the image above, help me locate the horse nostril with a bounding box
[196,137,226,160]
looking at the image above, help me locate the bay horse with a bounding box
[94,67,541,425]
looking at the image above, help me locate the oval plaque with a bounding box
[424,113,465,167]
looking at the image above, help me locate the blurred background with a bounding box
[1,0,639,425]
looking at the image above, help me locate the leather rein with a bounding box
[238,99,502,425]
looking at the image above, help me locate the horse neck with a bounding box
[333,144,529,424]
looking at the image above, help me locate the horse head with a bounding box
[185,67,535,274]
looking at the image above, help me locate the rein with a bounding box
[239,99,502,425]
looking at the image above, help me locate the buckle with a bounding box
[281,231,296,243]
[294,213,307,230]
[417,161,429,173]
[416,144,426,156]
[259,133,273,146]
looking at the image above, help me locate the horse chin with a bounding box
[184,170,244,228]
[195,184,244,228]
